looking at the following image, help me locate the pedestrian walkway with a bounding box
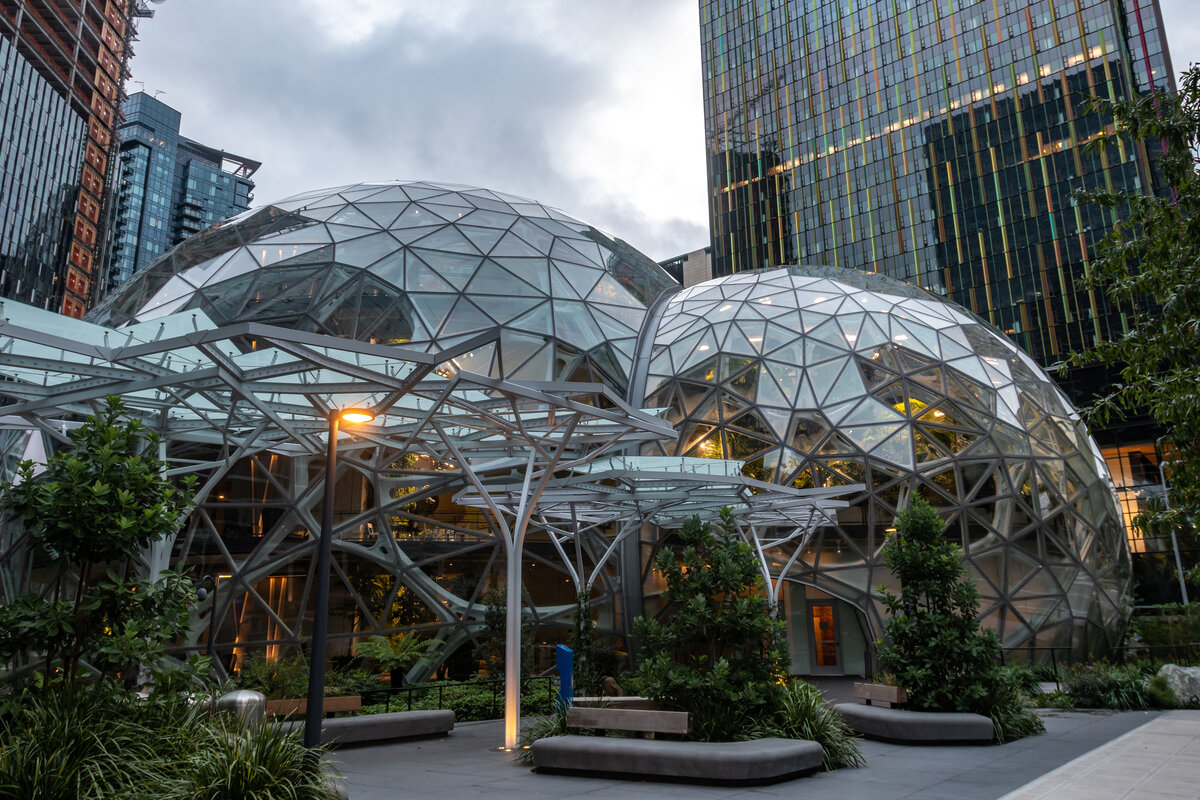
[997,710,1200,800]
[335,709,1162,800]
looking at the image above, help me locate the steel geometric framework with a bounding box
[642,265,1130,655]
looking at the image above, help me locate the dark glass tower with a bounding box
[107,92,258,290]
[700,0,1174,368]
[0,0,147,317]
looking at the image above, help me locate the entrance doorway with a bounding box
[808,602,842,674]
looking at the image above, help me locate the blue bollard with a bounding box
[555,644,574,708]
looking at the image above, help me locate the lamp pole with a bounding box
[304,410,341,750]
[304,408,375,751]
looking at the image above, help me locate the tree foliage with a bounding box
[877,495,1001,712]
[634,508,788,741]
[876,495,1042,741]
[1067,67,1200,532]
[0,397,198,687]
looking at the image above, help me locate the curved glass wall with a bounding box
[642,265,1129,656]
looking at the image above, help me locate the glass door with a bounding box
[808,602,842,674]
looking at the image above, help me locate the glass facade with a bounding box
[0,36,87,308]
[642,265,1128,655]
[0,0,142,317]
[107,92,257,291]
[700,0,1174,367]
[88,181,1130,669]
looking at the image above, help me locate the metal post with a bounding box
[504,542,522,749]
[1159,461,1190,606]
[304,411,338,750]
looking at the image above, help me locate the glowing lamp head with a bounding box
[339,409,375,424]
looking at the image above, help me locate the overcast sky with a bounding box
[128,0,1199,263]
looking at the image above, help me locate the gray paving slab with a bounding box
[334,709,1160,800]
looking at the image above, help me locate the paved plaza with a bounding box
[332,708,1200,800]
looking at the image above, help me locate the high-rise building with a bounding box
[699,0,1183,596]
[0,0,148,317]
[107,91,258,290]
[659,245,714,287]
[701,0,1172,368]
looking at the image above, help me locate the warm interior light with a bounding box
[340,409,375,424]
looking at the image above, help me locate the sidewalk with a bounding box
[335,709,1168,800]
[997,710,1200,800]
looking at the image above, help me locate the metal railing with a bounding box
[371,675,559,721]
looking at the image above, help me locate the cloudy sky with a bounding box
[128,0,1198,263]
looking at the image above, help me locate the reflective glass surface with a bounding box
[643,265,1128,654]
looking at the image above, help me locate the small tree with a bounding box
[876,495,999,712]
[570,591,619,696]
[0,397,197,687]
[634,508,788,741]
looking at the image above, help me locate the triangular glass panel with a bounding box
[409,225,481,255]
[412,292,458,333]
[404,256,457,293]
[409,249,481,289]
[326,205,377,228]
[355,201,408,228]
[333,232,400,267]
[390,205,444,230]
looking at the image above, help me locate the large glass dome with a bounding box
[643,266,1129,654]
[91,181,678,390]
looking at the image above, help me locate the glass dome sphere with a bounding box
[643,265,1129,653]
[91,180,678,390]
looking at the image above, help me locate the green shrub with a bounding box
[1147,674,1179,708]
[1005,662,1042,695]
[235,653,310,699]
[1032,690,1075,709]
[0,683,339,800]
[635,509,788,742]
[178,722,338,800]
[1062,663,1148,709]
[987,668,1045,743]
[742,681,864,770]
[876,497,1042,742]
[1134,604,1200,651]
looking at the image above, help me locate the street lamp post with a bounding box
[304,408,374,750]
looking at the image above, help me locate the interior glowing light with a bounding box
[893,334,908,342]
[719,304,733,311]
[340,409,375,424]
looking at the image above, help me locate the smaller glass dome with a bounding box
[643,265,1129,654]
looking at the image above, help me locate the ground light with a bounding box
[304,407,376,750]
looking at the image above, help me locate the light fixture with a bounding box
[340,408,374,424]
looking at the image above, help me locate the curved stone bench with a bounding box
[531,735,823,784]
[282,708,454,747]
[833,703,993,744]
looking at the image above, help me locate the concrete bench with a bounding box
[281,709,454,747]
[567,705,691,736]
[834,702,993,744]
[532,735,823,784]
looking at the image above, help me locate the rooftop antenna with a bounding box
[133,80,144,92]
[153,90,166,99]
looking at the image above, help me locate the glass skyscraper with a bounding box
[107,92,257,290]
[0,0,146,317]
[699,0,1183,598]
[701,0,1173,369]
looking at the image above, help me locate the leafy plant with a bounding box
[235,653,311,700]
[740,680,864,770]
[355,633,442,682]
[634,508,788,741]
[571,591,621,697]
[178,721,340,800]
[876,495,1042,742]
[1064,67,1200,557]
[1061,663,1149,710]
[513,699,581,766]
[0,397,196,687]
